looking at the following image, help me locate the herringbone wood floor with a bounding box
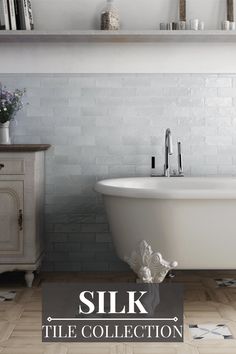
[1,271,236,353]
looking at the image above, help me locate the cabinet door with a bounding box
[0,181,24,255]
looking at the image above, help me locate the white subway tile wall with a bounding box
[1,73,236,271]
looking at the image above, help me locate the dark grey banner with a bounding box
[42,283,183,342]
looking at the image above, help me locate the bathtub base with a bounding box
[96,177,236,271]
[124,240,178,283]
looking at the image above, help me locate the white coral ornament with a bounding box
[124,240,178,283]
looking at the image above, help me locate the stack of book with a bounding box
[0,0,34,30]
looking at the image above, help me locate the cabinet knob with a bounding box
[18,209,23,231]
[0,164,4,170]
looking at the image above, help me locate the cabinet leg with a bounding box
[25,271,34,288]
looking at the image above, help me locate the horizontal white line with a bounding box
[47,317,178,322]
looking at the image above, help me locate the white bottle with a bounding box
[101,0,120,30]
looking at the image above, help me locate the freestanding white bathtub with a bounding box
[95,177,236,270]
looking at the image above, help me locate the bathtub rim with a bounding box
[95,176,236,199]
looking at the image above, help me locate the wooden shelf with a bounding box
[0,144,51,152]
[0,30,236,43]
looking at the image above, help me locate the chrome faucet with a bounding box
[177,140,184,176]
[151,128,184,177]
[164,128,173,177]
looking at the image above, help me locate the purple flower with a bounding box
[0,85,26,124]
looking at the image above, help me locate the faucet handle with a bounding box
[151,156,156,177]
[177,141,184,176]
[151,157,165,177]
[151,156,156,169]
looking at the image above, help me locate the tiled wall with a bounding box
[1,73,236,271]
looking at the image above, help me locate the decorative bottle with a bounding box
[101,0,120,30]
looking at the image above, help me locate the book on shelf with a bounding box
[14,0,20,29]
[0,0,34,30]
[8,0,17,30]
[27,0,34,29]
[0,0,10,30]
[18,0,30,29]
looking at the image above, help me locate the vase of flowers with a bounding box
[0,86,26,144]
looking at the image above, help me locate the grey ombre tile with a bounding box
[205,97,232,107]
[218,87,236,97]
[1,73,236,271]
[40,77,69,88]
[96,233,112,243]
[191,88,217,97]
[206,77,232,87]
[68,232,95,242]
[206,136,233,146]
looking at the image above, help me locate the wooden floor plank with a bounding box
[1,271,236,353]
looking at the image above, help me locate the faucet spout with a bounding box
[166,128,173,155]
[164,128,173,177]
